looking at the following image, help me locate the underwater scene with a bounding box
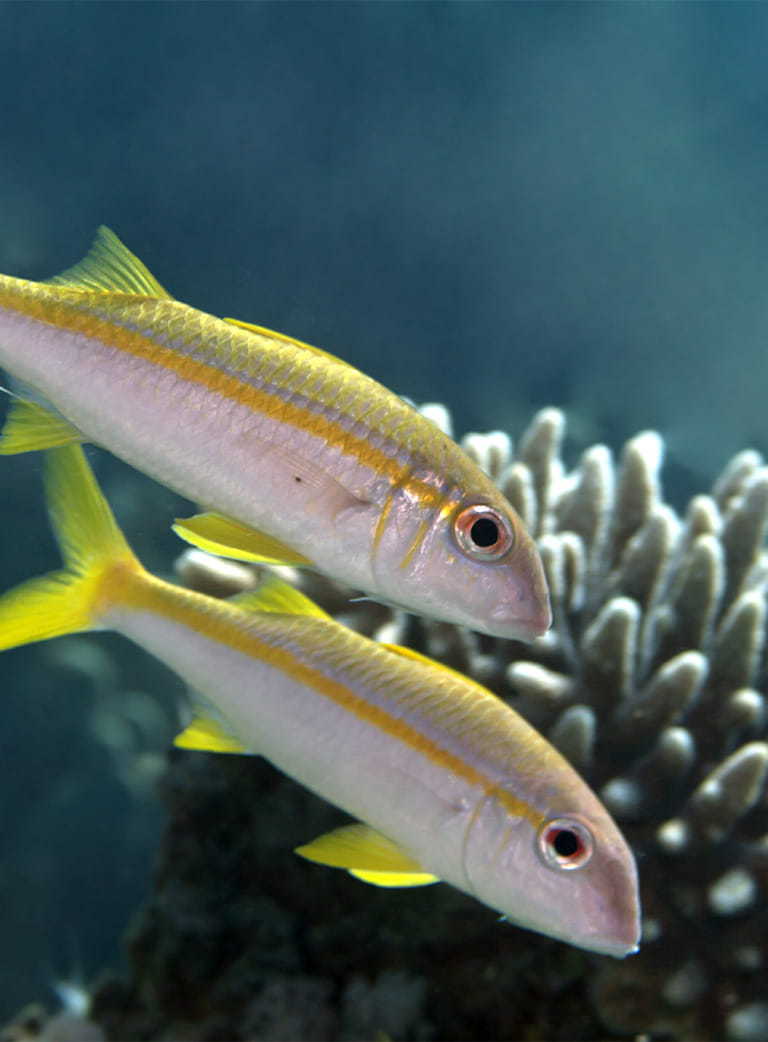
[1,3,767,1040]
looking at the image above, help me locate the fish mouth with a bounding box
[576,860,642,958]
[579,930,640,959]
[487,597,552,641]
[559,902,641,958]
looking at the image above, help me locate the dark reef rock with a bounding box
[89,751,605,1041]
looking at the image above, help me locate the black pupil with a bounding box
[552,829,580,858]
[470,517,499,548]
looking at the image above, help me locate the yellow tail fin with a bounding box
[0,445,139,651]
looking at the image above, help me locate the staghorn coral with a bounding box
[82,407,768,1041]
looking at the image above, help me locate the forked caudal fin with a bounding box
[0,445,139,650]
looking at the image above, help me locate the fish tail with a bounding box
[0,445,142,650]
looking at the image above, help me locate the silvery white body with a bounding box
[104,595,639,956]
[0,281,549,638]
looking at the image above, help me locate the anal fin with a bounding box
[230,574,332,620]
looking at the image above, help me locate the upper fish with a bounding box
[0,444,639,956]
[0,227,550,640]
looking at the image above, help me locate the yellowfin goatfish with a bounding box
[0,228,550,639]
[0,445,639,956]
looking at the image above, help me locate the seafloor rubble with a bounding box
[13,407,767,1041]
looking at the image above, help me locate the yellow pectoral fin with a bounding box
[295,823,439,888]
[0,399,84,454]
[348,869,439,888]
[172,512,313,567]
[174,715,249,754]
[230,574,331,620]
[223,317,353,369]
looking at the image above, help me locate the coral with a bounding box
[390,407,768,1041]
[82,408,768,1039]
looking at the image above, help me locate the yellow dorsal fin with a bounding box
[230,574,331,620]
[174,715,248,754]
[172,512,313,567]
[295,823,439,888]
[47,226,173,298]
[382,643,472,685]
[0,398,83,454]
[224,317,353,368]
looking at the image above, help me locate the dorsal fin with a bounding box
[230,574,332,620]
[224,317,353,368]
[47,226,173,298]
[382,642,472,684]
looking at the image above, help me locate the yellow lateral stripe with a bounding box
[117,568,540,827]
[0,285,447,509]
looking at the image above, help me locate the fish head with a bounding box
[372,483,551,640]
[463,775,640,957]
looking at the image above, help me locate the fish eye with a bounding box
[537,817,594,871]
[453,504,514,561]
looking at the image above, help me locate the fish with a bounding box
[0,444,639,956]
[0,227,550,640]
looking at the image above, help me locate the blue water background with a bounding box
[2,0,768,1018]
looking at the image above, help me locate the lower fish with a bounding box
[0,445,639,956]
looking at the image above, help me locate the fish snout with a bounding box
[578,845,642,958]
[485,532,552,640]
[487,582,552,641]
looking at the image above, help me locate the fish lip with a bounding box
[581,865,642,959]
[487,598,552,641]
[587,939,640,959]
[591,925,637,954]
[568,910,640,958]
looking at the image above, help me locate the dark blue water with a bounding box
[2,0,768,1020]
